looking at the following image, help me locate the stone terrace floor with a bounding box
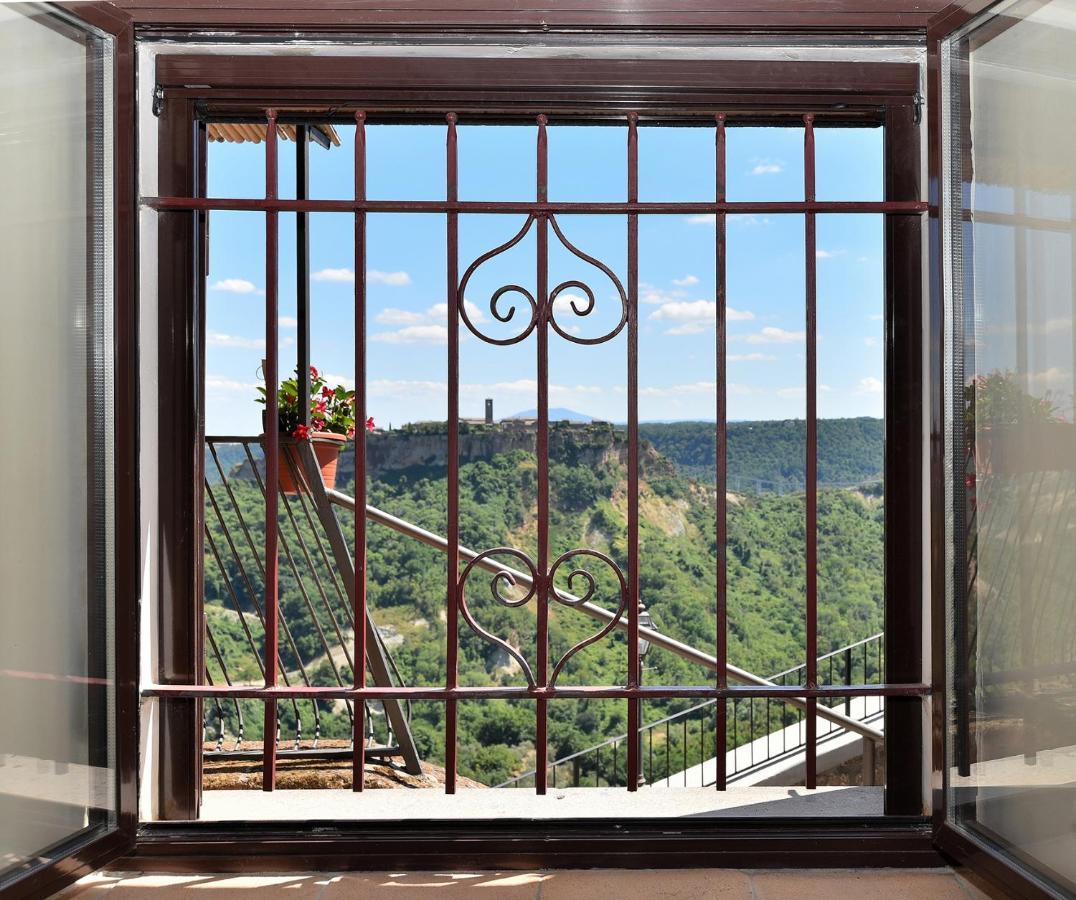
[61,867,993,899]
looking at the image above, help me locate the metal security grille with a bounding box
[145,108,929,796]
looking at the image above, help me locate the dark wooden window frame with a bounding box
[139,51,932,871]
[926,2,1071,898]
[2,3,140,899]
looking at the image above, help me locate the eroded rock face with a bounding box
[229,422,672,484]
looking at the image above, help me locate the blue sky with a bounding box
[204,124,884,435]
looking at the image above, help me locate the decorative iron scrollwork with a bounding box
[457,216,539,346]
[547,216,628,346]
[548,548,628,686]
[457,214,628,346]
[458,548,539,687]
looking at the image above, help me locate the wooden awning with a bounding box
[206,122,341,147]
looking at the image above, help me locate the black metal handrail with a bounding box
[496,633,884,789]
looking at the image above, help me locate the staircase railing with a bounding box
[202,437,421,774]
[203,436,884,784]
[495,633,884,789]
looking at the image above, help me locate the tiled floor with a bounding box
[60,867,994,899]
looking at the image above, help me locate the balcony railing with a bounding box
[201,435,884,789]
[497,633,883,788]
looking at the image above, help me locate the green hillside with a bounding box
[639,417,884,488]
[202,420,884,786]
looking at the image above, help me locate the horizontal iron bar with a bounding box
[197,442,889,744]
[339,492,889,742]
[150,683,926,700]
[203,746,401,760]
[144,197,927,215]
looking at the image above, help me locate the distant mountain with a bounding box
[507,407,593,422]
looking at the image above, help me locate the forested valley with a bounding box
[203,418,884,786]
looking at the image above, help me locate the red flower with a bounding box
[292,424,310,440]
[310,365,319,380]
[347,427,356,439]
[312,417,326,431]
[321,386,333,399]
[366,417,376,432]
[313,399,328,415]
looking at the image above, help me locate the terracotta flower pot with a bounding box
[279,431,346,494]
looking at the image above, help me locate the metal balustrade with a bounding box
[496,633,884,789]
[202,435,884,786]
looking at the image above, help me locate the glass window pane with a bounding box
[0,4,117,887]
[945,1,1076,893]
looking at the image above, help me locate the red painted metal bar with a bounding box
[262,108,280,792]
[445,112,460,795]
[535,113,550,796]
[714,112,729,792]
[803,113,818,791]
[146,683,930,701]
[626,112,641,792]
[353,110,368,793]
[145,197,928,216]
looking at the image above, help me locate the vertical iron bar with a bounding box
[296,125,311,427]
[535,113,550,796]
[262,109,280,791]
[683,719,688,786]
[714,112,729,791]
[353,111,368,792]
[445,112,460,794]
[804,113,818,791]
[627,112,641,792]
[665,722,670,786]
[845,646,853,716]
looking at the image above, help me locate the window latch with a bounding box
[913,91,923,126]
[152,84,165,118]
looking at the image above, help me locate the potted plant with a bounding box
[968,370,1072,476]
[256,366,374,493]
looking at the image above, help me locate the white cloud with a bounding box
[279,316,298,328]
[367,378,605,400]
[206,332,264,350]
[639,282,688,305]
[312,268,411,286]
[649,300,754,335]
[371,324,450,345]
[684,214,772,227]
[858,376,884,394]
[206,332,294,350]
[312,267,355,283]
[373,300,485,340]
[205,374,258,394]
[777,384,832,399]
[816,249,846,259]
[868,314,883,321]
[672,275,699,287]
[729,353,777,362]
[741,326,806,345]
[376,308,425,325]
[210,278,261,295]
[369,269,412,286]
[321,373,356,390]
[750,159,784,176]
[1028,367,1072,389]
[636,381,754,398]
[864,336,880,348]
